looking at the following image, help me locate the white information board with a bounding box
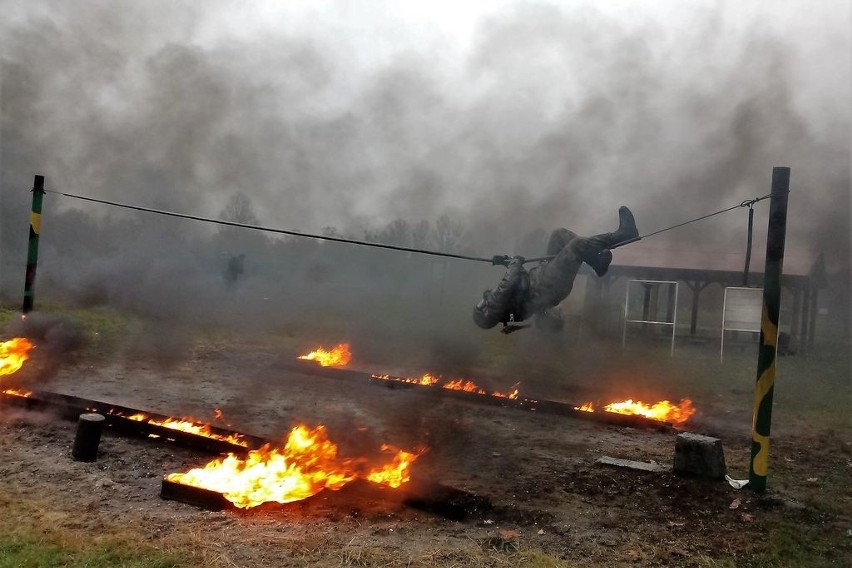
[721,287,763,361]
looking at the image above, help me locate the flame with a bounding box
[492,383,521,400]
[574,398,696,425]
[372,373,440,386]
[0,338,35,376]
[365,445,418,488]
[1,387,33,398]
[298,343,352,367]
[371,372,519,399]
[312,345,520,399]
[118,411,248,446]
[167,424,421,508]
[442,379,487,395]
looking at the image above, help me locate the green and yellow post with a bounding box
[749,166,790,492]
[22,174,45,314]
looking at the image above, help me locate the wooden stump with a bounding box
[673,432,726,479]
[71,413,105,462]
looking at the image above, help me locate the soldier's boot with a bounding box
[577,206,638,277]
[612,206,639,245]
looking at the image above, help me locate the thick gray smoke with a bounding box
[1,1,849,368]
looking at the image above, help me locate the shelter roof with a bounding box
[612,241,816,276]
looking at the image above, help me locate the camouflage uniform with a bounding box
[473,206,638,330]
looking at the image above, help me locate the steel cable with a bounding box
[44,188,778,266]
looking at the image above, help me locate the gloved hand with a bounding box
[491,255,511,266]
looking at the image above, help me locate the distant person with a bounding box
[473,206,639,333]
[224,253,246,288]
[777,331,796,356]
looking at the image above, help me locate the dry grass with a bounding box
[0,493,183,567]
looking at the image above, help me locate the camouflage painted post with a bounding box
[749,167,790,492]
[22,174,45,314]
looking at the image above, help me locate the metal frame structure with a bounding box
[622,279,679,356]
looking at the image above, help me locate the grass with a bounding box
[1,300,133,358]
[710,518,852,568]
[0,495,183,568]
[332,540,582,567]
[0,536,179,568]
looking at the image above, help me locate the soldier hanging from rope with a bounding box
[473,206,639,333]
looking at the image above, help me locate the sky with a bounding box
[1,0,850,294]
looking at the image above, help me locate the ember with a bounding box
[0,337,34,376]
[166,424,421,509]
[574,398,696,426]
[298,343,352,367]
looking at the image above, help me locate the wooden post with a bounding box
[72,413,106,461]
[800,284,812,352]
[22,175,45,314]
[790,287,802,350]
[688,281,708,335]
[807,289,818,351]
[749,167,790,492]
[743,205,755,286]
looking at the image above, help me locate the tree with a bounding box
[216,192,265,254]
[433,214,464,253]
[219,192,259,226]
[411,220,431,249]
[364,219,413,247]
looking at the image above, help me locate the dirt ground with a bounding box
[1,328,850,567]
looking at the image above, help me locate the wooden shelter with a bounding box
[585,242,827,351]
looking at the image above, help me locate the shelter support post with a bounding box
[789,287,802,352]
[807,288,818,351]
[687,281,709,335]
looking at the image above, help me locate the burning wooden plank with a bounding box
[0,388,268,455]
[159,422,490,519]
[161,477,233,511]
[161,475,491,520]
[289,358,676,431]
[162,424,421,509]
[575,398,695,427]
[159,421,490,518]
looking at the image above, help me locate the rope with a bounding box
[43,189,497,263]
[44,188,779,267]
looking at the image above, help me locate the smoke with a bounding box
[3,312,86,383]
[1,1,849,359]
